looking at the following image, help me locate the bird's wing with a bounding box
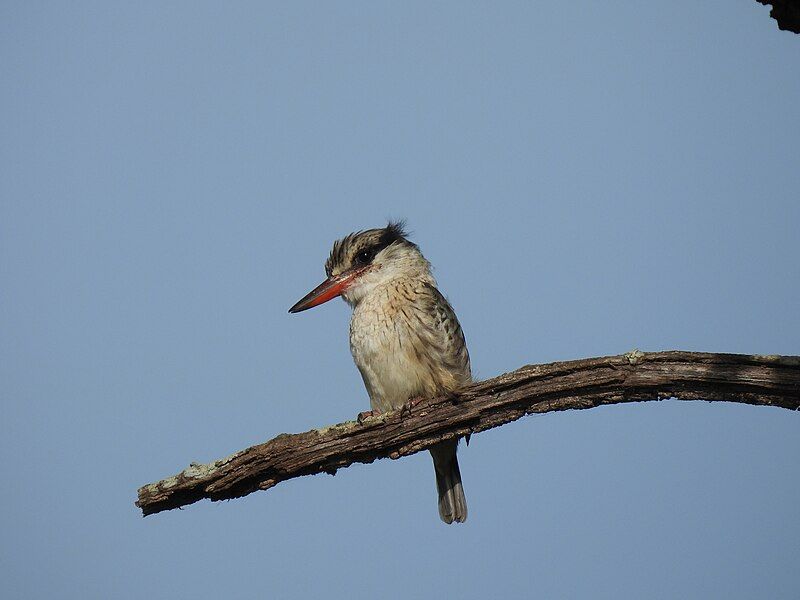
[411,283,472,390]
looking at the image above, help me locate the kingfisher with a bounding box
[289,222,470,524]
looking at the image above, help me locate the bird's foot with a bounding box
[400,396,425,418]
[357,409,381,424]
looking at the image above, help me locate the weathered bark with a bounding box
[757,1,800,33]
[136,350,800,516]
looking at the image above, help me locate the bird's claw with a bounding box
[400,396,425,418]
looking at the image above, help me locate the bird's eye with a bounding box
[356,249,375,265]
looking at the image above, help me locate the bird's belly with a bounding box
[350,313,434,413]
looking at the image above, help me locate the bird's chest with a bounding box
[349,296,433,412]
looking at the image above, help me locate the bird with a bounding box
[289,221,470,524]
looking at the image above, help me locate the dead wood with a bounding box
[137,350,800,516]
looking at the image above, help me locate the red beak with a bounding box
[288,269,364,313]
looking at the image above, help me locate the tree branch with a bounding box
[136,350,800,516]
[756,1,800,33]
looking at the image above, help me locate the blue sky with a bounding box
[2,2,799,598]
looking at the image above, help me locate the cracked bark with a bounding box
[136,350,800,516]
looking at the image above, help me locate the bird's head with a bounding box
[289,221,433,313]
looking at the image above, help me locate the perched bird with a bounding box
[289,222,470,524]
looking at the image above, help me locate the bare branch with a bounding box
[756,1,800,33]
[136,351,800,516]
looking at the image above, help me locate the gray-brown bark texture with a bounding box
[136,351,800,516]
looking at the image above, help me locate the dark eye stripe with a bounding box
[355,245,379,265]
[355,232,398,265]
[328,222,412,274]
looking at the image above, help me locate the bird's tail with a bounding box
[430,439,467,524]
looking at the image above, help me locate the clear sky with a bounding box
[2,2,799,599]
